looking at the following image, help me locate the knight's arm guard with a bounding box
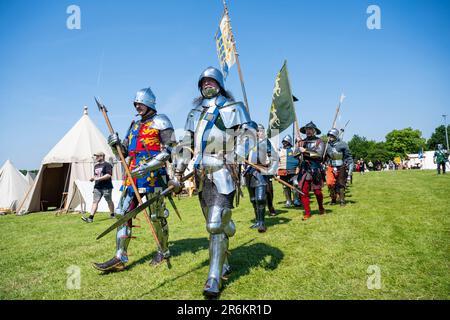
[173,131,194,178]
[266,140,279,175]
[139,128,176,173]
[343,142,354,174]
[235,121,258,163]
[130,115,177,178]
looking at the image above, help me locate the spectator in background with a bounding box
[82,152,115,223]
[359,159,366,174]
[434,144,449,174]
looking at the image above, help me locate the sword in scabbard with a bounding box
[244,160,304,196]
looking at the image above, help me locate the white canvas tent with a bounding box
[0,160,32,211]
[20,107,122,214]
[24,172,34,185]
[407,151,441,170]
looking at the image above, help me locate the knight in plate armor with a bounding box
[173,67,257,297]
[278,135,301,207]
[324,128,354,206]
[93,87,176,272]
[243,124,279,232]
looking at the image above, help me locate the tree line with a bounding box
[341,125,449,163]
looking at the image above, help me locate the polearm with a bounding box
[94,97,165,258]
[244,160,305,196]
[222,0,250,112]
[323,93,345,159]
[339,120,350,140]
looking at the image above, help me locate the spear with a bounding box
[323,93,346,159]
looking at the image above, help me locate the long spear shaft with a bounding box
[244,160,305,196]
[95,98,165,256]
[223,0,249,112]
[323,94,345,160]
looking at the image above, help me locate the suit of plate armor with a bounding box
[95,87,176,271]
[174,67,257,296]
[325,128,354,205]
[278,135,300,207]
[244,125,278,231]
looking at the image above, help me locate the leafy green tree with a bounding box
[348,135,371,160]
[385,128,426,157]
[366,142,394,163]
[426,125,450,150]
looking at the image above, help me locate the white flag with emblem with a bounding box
[215,12,236,79]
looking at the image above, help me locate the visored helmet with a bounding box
[327,128,340,139]
[134,87,156,111]
[198,66,225,93]
[282,135,293,146]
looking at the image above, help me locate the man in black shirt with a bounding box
[82,152,115,223]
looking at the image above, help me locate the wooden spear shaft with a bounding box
[323,96,344,160]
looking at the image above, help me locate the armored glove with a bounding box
[108,133,121,148]
[171,171,184,194]
[131,163,151,179]
[168,178,182,194]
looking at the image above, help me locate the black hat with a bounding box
[300,121,321,135]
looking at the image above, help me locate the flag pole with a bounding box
[223,0,250,112]
[284,60,299,141]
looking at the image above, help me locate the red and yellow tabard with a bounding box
[122,119,167,194]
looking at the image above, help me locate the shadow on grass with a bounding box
[126,237,210,271]
[265,216,292,227]
[141,239,284,299]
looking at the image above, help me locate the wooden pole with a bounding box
[323,94,345,159]
[223,0,250,112]
[284,60,299,142]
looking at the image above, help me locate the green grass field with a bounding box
[0,170,449,300]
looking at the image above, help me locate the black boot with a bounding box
[339,189,346,206]
[250,202,259,228]
[257,206,267,233]
[329,188,337,205]
[93,257,125,272]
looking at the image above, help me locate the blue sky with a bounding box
[1,0,449,169]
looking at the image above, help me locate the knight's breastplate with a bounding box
[329,145,344,167]
[193,105,232,169]
[125,119,165,192]
[249,139,269,166]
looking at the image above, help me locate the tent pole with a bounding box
[58,163,71,214]
[15,183,34,215]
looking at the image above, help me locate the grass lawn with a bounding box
[0,170,449,300]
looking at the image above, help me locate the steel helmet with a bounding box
[134,87,156,111]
